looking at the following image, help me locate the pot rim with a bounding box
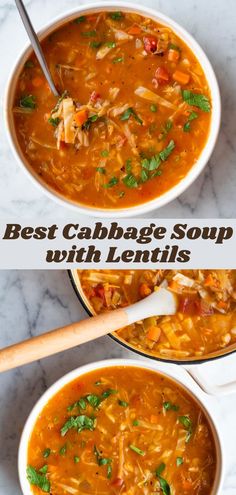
[4,1,221,217]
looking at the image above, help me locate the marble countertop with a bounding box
[0,0,236,219]
[0,270,236,495]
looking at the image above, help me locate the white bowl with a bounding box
[18,358,223,495]
[5,2,221,217]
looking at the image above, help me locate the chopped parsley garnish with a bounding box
[168,43,181,52]
[156,463,171,495]
[106,41,116,48]
[51,90,68,114]
[125,158,132,173]
[113,57,124,64]
[39,465,48,474]
[74,455,80,463]
[26,466,50,493]
[118,399,129,407]
[82,30,97,37]
[133,419,139,426]
[159,140,175,161]
[61,415,95,436]
[163,401,179,411]
[159,120,173,140]
[74,16,86,23]
[179,415,193,443]
[183,111,198,132]
[59,444,67,456]
[150,104,157,112]
[24,60,34,68]
[86,394,102,409]
[94,445,112,479]
[182,90,211,112]
[122,174,139,188]
[96,167,106,174]
[129,444,145,456]
[142,155,161,171]
[42,448,51,458]
[101,389,117,398]
[103,177,119,188]
[82,114,99,130]
[140,168,149,183]
[176,456,183,466]
[109,11,124,20]
[48,117,60,127]
[120,107,143,125]
[101,149,109,157]
[20,94,36,109]
[90,41,102,48]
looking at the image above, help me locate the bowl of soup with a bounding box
[70,269,236,363]
[5,3,220,216]
[18,359,223,495]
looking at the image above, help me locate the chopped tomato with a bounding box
[155,66,169,84]
[179,296,214,316]
[143,35,157,53]
[128,25,141,35]
[111,478,124,488]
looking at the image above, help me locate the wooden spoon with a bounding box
[0,289,177,373]
[15,0,59,96]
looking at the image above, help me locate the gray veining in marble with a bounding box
[0,0,236,218]
[0,270,236,494]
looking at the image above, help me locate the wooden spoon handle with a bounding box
[0,308,128,373]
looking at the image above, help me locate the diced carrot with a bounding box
[74,109,88,126]
[147,326,161,342]
[173,70,190,85]
[127,25,141,35]
[139,283,152,298]
[168,49,180,62]
[150,414,159,423]
[155,67,169,84]
[32,77,44,88]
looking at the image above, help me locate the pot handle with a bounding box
[184,364,236,396]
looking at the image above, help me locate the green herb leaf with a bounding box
[90,41,102,48]
[163,401,179,411]
[133,419,139,426]
[20,95,36,109]
[59,444,67,456]
[183,111,198,132]
[43,448,51,459]
[125,158,132,173]
[160,120,173,140]
[94,446,112,479]
[96,167,106,174]
[101,389,117,398]
[74,455,80,463]
[39,465,48,474]
[26,466,50,493]
[109,11,124,20]
[101,149,109,157]
[112,57,124,64]
[129,444,145,456]
[24,60,34,68]
[179,415,193,443]
[156,464,171,495]
[140,169,149,182]
[82,30,97,37]
[176,456,183,466]
[106,41,116,48]
[48,117,60,127]
[74,16,86,23]
[86,394,101,409]
[141,155,161,171]
[82,114,99,131]
[118,399,129,407]
[188,111,198,121]
[168,43,181,52]
[183,122,191,132]
[120,107,143,125]
[150,104,157,112]
[122,174,138,188]
[51,90,68,114]
[159,140,175,161]
[103,177,119,188]
[182,90,211,112]
[61,415,95,436]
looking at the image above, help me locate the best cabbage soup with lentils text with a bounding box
[13,11,211,209]
[27,366,216,495]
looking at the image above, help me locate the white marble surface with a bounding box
[0,0,236,218]
[0,270,236,494]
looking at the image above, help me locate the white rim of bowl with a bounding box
[4,2,221,217]
[18,358,224,495]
